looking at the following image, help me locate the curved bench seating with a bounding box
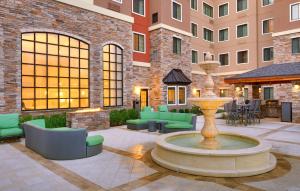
[22,119,104,160]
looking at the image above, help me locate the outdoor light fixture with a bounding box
[134,86,141,95]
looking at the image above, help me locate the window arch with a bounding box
[103,44,123,107]
[21,32,90,110]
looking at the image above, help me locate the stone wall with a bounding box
[0,0,133,114]
[149,28,192,109]
[273,32,300,64]
[132,66,152,100]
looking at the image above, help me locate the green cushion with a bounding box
[140,112,159,120]
[49,127,74,131]
[0,113,19,129]
[26,119,46,128]
[0,128,23,137]
[172,113,187,122]
[86,135,104,146]
[159,112,173,120]
[185,114,194,123]
[142,106,153,112]
[126,119,148,125]
[158,105,168,112]
[165,123,193,129]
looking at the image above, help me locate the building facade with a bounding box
[0,0,300,121]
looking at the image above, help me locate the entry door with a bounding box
[252,85,261,99]
[140,89,149,110]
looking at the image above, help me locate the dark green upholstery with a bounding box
[0,113,23,139]
[86,135,104,146]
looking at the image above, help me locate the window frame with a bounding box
[236,0,248,12]
[218,2,229,18]
[263,87,274,100]
[292,37,300,54]
[290,2,300,22]
[191,22,198,37]
[171,0,183,22]
[262,18,273,35]
[103,44,124,107]
[262,0,273,7]
[178,86,187,105]
[132,0,145,17]
[203,2,214,18]
[192,49,198,64]
[173,36,182,54]
[262,46,274,62]
[133,32,146,53]
[236,49,249,64]
[236,23,249,39]
[191,0,198,11]
[21,32,90,111]
[218,27,229,42]
[219,52,230,66]
[113,0,122,4]
[167,86,177,105]
[203,27,214,42]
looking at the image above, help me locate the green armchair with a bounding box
[0,113,23,140]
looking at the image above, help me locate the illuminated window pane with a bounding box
[59,57,69,67]
[80,59,88,68]
[103,45,109,52]
[110,54,116,62]
[22,53,34,64]
[22,41,34,52]
[110,63,116,71]
[110,72,116,80]
[59,46,69,56]
[35,33,47,43]
[22,76,34,87]
[60,78,69,87]
[117,72,122,80]
[80,99,89,107]
[70,79,79,88]
[110,98,116,106]
[59,67,69,77]
[104,80,109,88]
[36,77,46,87]
[117,64,122,71]
[22,33,34,41]
[36,88,47,99]
[22,100,34,110]
[36,54,46,65]
[48,77,58,87]
[48,56,58,66]
[117,81,122,88]
[80,49,88,59]
[48,67,58,77]
[103,62,109,70]
[48,34,58,44]
[70,48,79,57]
[59,35,69,46]
[22,64,34,75]
[104,89,109,97]
[36,100,47,110]
[117,55,122,63]
[178,87,186,104]
[103,71,109,79]
[103,53,109,62]
[70,99,79,108]
[117,90,122,97]
[22,88,34,99]
[59,89,69,98]
[117,47,122,54]
[167,87,176,105]
[60,99,69,108]
[80,69,88,78]
[110,81,116,89]
[110,89,116,97]
[48,99,58,109]
[36,65,46,76]
[48,44,58,55]
[104,98,109,107]
[80,89,88,98]
[70,38,79,47]
[80,42,88,49]
[35,43,46,54]
[70,58,79,68]
[117,98,122,105]
[80,79,88,88]
[48,88,58,98]
[71,89,79,98]
[110,45,116,53]
[70,69,79,78]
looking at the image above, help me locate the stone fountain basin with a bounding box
[151,131,277,177]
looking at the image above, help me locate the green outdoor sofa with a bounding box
[127,112,197,133]
[0,113,23,140]
[23,119,104,160]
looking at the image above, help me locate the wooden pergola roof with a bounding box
[225,62,300,85]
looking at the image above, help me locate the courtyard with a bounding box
[1,117,300,191]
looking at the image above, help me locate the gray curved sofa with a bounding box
[23,120,103,160]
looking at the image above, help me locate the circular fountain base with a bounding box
[151,131,276,177]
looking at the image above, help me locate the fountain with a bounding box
[151,53,276,177]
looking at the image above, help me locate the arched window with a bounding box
[103,44,123,107]
[21,32,89,110]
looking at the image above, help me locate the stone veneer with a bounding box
[149,28,192,109]
[0,0,133,114]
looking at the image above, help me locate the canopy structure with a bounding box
[225,62,300,85]
[163,69,192,85]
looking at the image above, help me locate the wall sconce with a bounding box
[259,88,262,93]
[235,87,241,92]
[134,86,141,96]
[293,82,300,90]
[192,88,197,95]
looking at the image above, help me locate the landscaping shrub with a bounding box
[190,105,202,115]
[45,113,66,128]
[110,109,139,127]
[171,109,177,113]
[184,109,190,113]
[19,115,33,124]
[178,109,185,113]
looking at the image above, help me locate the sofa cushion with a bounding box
[158,105,168,112]
[165,123,193,129]
[172,113,187,122]
[0,128,23,137]
[126,119,148,125]
[49,127,75,131]
[185,114,194,123]
[0,113,19,129]
[142,106,153,112]
[140,112,159,120]
[159,112,173,120]
[86,135,104,146]
[26,119,46,128]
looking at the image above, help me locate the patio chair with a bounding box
[226,101,240,126]
[253,100,262,124]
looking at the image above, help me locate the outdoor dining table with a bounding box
[237,103,251,126]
